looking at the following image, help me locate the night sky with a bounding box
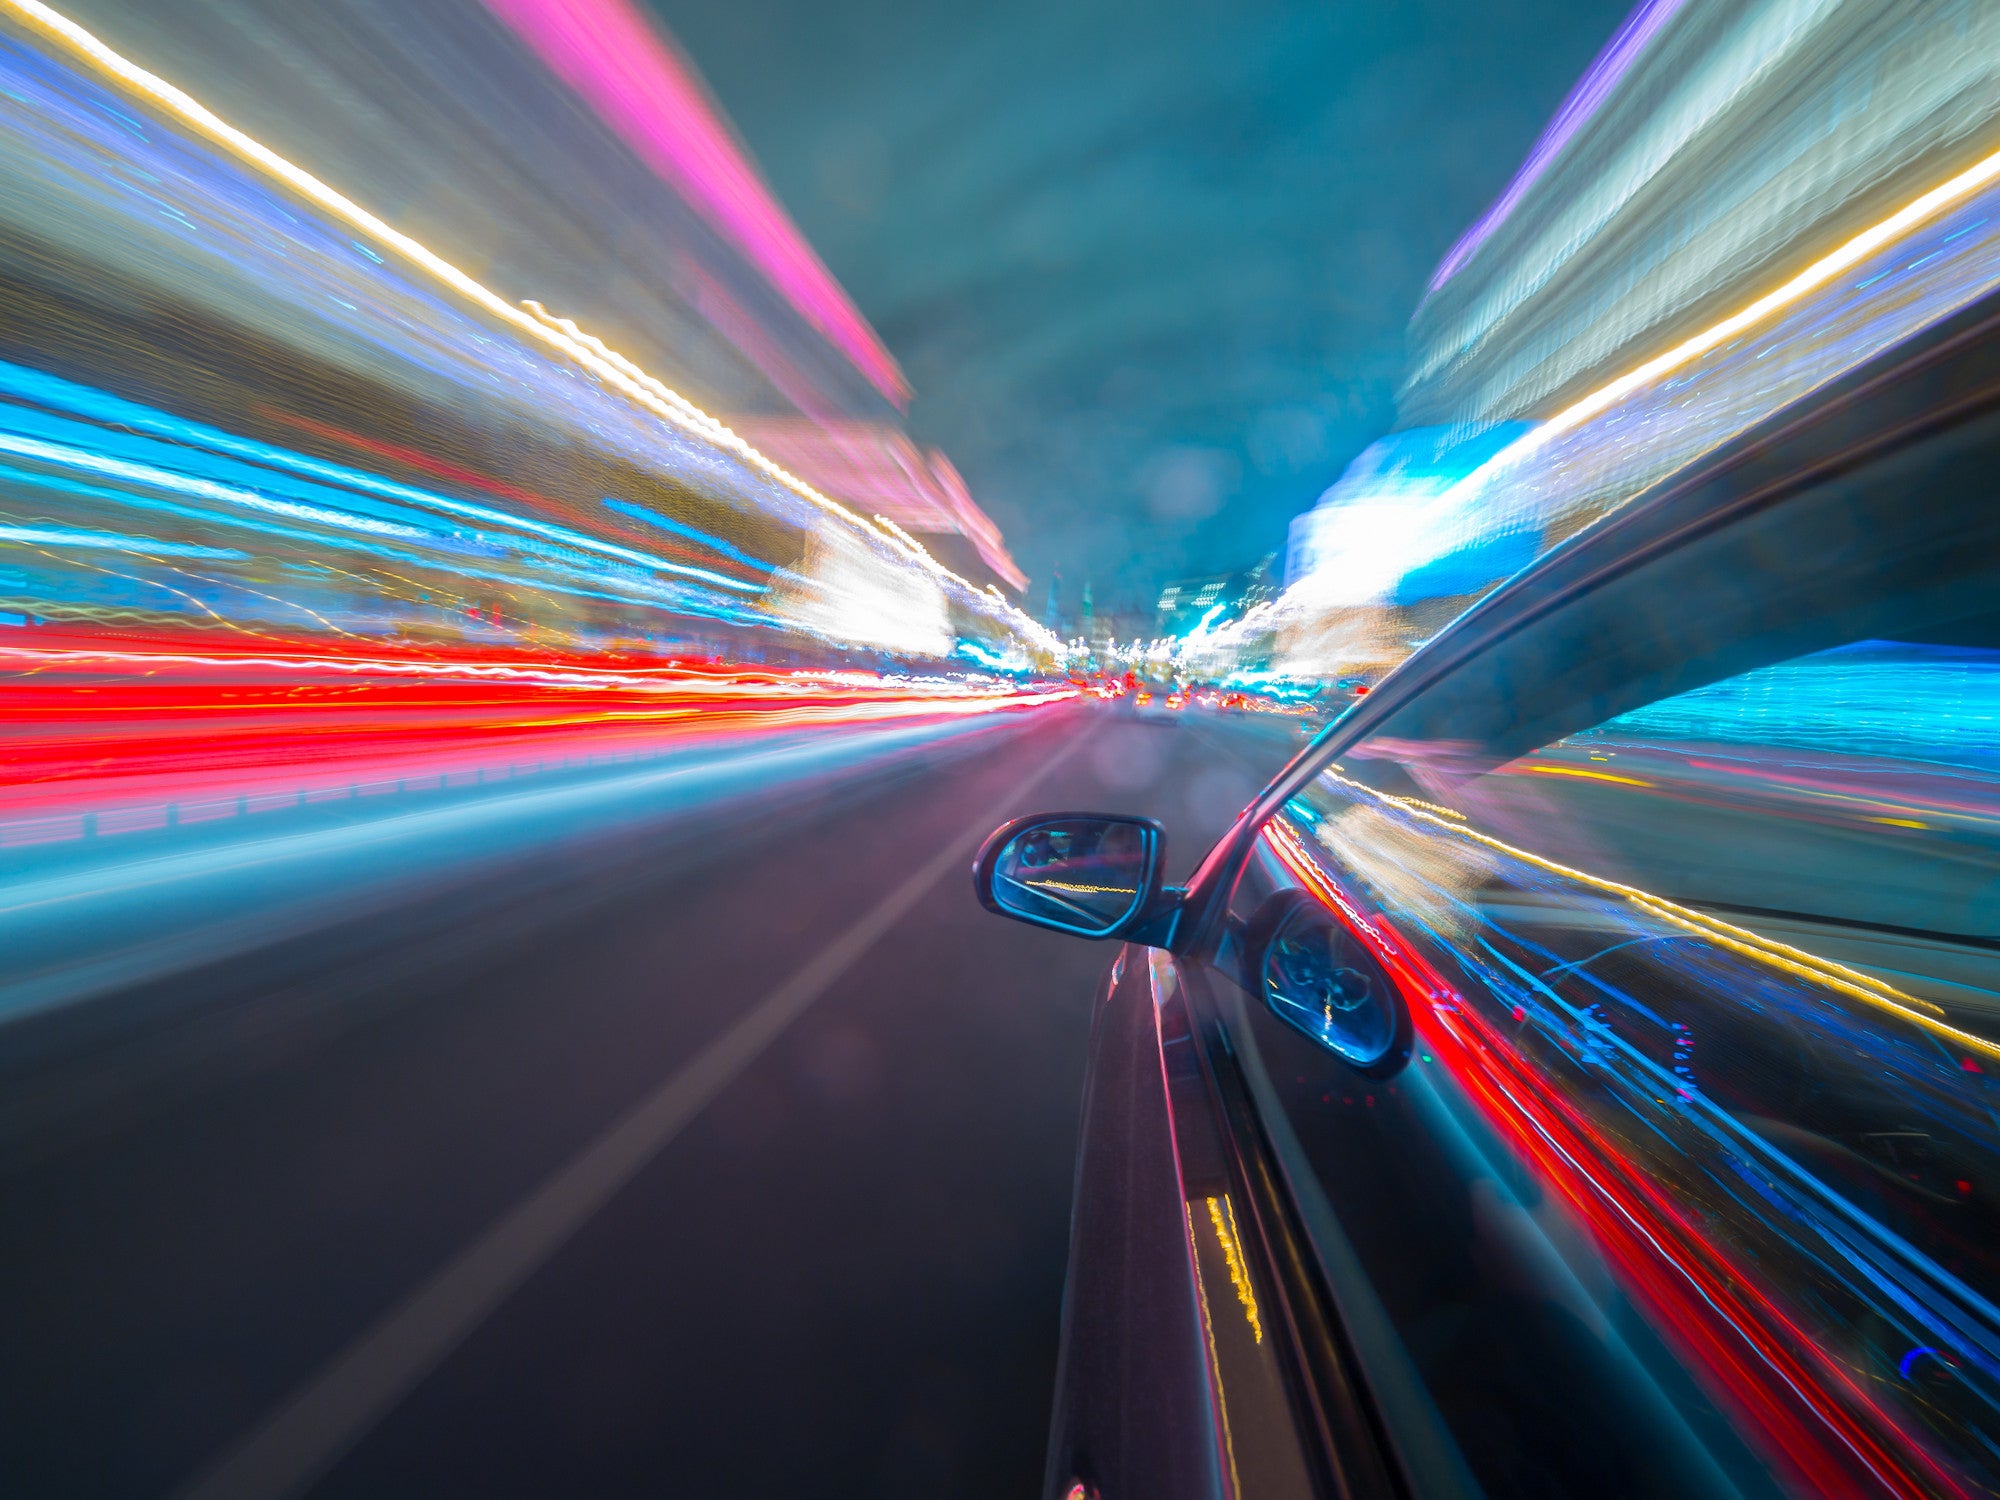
[648,0,1634,610]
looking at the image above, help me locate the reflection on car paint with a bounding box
[1201,1194,1264,1345]
[1265,736,2000,1495]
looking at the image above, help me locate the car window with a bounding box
[1217,595,2000,1488]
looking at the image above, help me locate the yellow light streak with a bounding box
[17,540,264,638]
[1626,896,1967,1032]
[1522,763,1655,788]
[1228,135,2000,644]
[1205,1195,1263,1343]
[0,0,1047,640]
[1514,138,2000,457]
[1181,1200,1243,1498]
[1309,768,1993,1059]
[868,511,972,594]
[1380,789,1468,820]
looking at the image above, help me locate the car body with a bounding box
[977,289,2000,1498]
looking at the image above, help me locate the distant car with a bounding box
[973,297,2000,1498]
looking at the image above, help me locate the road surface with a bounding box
[0,702,1300,1498]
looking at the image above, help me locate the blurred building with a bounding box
[1156,554,1278,635]
[1155,575,1231,635]
[1405,0,2000,434]
[1068,587,1153,659]
[1269,0,2000,678]
[0,0,1031,669]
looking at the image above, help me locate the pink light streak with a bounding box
[730,417,1027,589]
[483,0,911,407]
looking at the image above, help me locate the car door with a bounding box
[1157,288,2000,1498]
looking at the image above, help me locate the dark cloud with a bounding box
[647,0,1633,608]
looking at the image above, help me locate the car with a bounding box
[1127,686,1185,726]
[972,290,2000,1498]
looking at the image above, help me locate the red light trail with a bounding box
[1265,819,1967,1500]
[0,628,1076,845]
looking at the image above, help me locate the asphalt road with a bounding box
[0,702,1301,1498]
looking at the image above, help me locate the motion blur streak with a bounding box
[0,703,1075,1031]
[1460,132,2000,474]
[1427,0,1688,292]
[1231,0,2000,685]
[1308,767,1957,1035]
[1263,820,1963,1499]
[0,0,1050,652]
[480,0,909,406]
[0,632,1074,837]
[0,0,1086,1055]
[1242,131,2000,653]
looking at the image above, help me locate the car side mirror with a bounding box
[1246,889,1411,1076]
[973,813,1168,940]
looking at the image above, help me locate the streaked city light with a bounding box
[0,0,1074,999]
[481,0,910,407]
[1217,0,2000,683]
[17,1,2000,1494]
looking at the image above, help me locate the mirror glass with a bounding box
[1262,902,1404,1070]
[989,817,1155,936]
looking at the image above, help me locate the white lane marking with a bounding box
[173,728,1086,1500]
